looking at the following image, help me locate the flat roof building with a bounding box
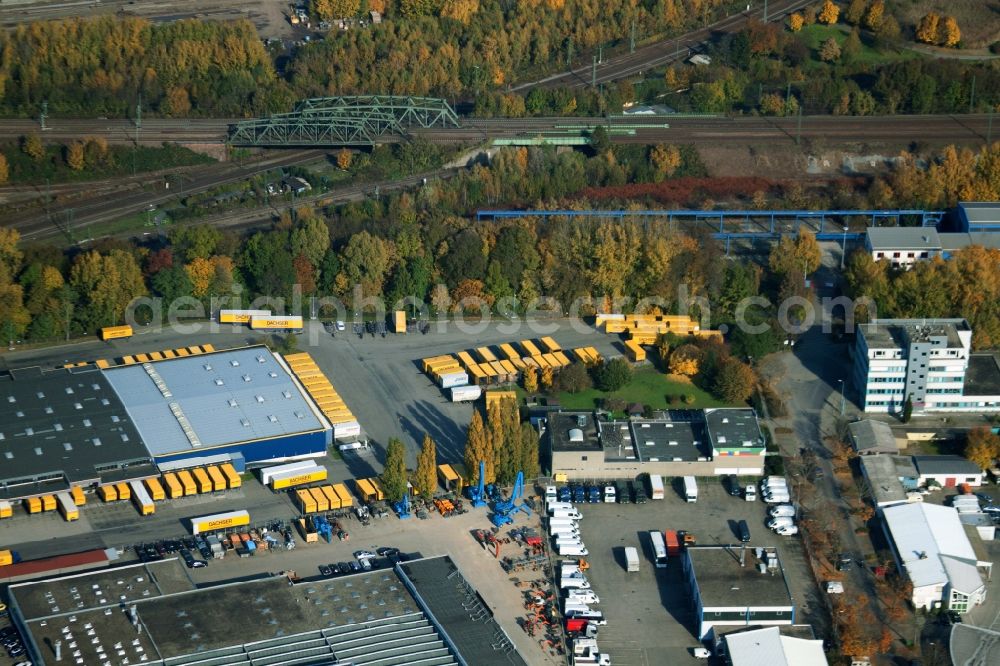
[957,201,1000,232]
[865,227,942,267]
[854,318,1000,414]
[103,345,331,465]
[881,502,991,614]
[723,626,827,666]
[859,455,918,507]
[547,408,763,479]
[682,546,795,639]
[8,556,499,666]
[848,419,899,456]
[0,365,155,501]
[912,455,985,488]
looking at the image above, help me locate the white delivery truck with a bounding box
[567,590,600,604]
[560,576,591,590]
[767,516,795,530]
[547,502,575,512]
[649,475,665,500]
[449,385,482,402]
[551,509,583,520]
[548,517,579,527]
[624,546,640,572]
[768,504,796,518]
[683,476,698,502]
[558,544,589,556]
[763,491,790,504]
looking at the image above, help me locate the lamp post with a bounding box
[840,225,849,269]
[838,379,846,416]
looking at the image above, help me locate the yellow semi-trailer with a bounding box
[332,483,353,508]
[260,461,317,486]
[393,310,406,334]
[456,350,478,369]
[0,500,13,518]
[321,485,341,510]
[176,470,197,496]
[0,550,14,566]
[191,510,250,535]
[476,346,498,363]
[99,325,133,341]
[41,495,57,511]
[144,477,166,502]
[115,482,131,501]
[520,340,542,357]
[57,493,79,521]
[270,466,327,490]
[206,466,227,492]
[220,463,242,489]
[129,480,155,516]
[218,309,271,324]
[192,467,212,494]
[97,485,117,502]
[249,315,304,331]
[162,473,184,499]
[540,336,561,352]
[309,486,329,512]
[296,489,317,514]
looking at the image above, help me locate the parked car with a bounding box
[354,550,377,560]
[744,485,757,501]
[737,520,751,543]
[726,475,741,496]
[825,581,844,594]
[319,564,333,576]
[774,525,799,536]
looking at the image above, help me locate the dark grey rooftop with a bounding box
[939,232,1000,251]
[103,345,325,457]
[866,227,941,250]
[964,353,1000,396]
[622,417,709,462]
[859,455,914,506]
[14,558,458,666]
[687,546,793,609]
[549,412,601,452]
[959,201,1000,222]
[848,419,899,454]
[399,556,527,666]
[704,408,765,450]
[0,365,152,496]
[913,455,983,477]
[859,318,969,350]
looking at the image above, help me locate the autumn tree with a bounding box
[414,433,438,499]
[769,231,821,280]
[915,12,940,45]
[540,365,554,391]
[669,344,702,376]
[789,12,804,32]
[464,410,493,485]
[714,358,757,404]
[649,144,682,179]
[863,0,884,31]
[313,0,360,20]
[69,249,146,332]
[819,37,842,62]
[0,154,8,185]
[519,422,540,479]
[845,0,866,25]
[760,93,787,116]
[336,148,353,170]
[290,216,330,268]
[65,142,85,171]
[22,134,44,161]
[965,427,1000,470]
[818,0,839,25]
[380,438,408,503]
[942,16,960,47]
[523,364,538,393]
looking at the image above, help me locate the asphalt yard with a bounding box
[563,478,822,665]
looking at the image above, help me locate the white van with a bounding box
[545,485,557,502]
[551,509,583,520]
[565,610,607,625]
[768,504,796,518]
[567,589,600,604]
[560,576,591,589]
[767,517,795,530]
[763,494,790,504]
[563,600,594,613]
[547,502,575,512]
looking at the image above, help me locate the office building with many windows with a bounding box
[854,318,1000,414]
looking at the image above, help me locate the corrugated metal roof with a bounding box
[725,627,827,666]
[883,503,982,591]
[104,346,324,456]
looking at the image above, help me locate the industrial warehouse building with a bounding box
[0,345,334,503]
[8,555,519,666]
[682,545,795,640]
[546,408,765,479]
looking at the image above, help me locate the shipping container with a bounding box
[451,385,483,402]
[206,466,227,492]
[624,339,646,362]
[115,482,131,501]
[220,463,242,489]
[55,493,79,521]
[176,470,197,496]
[664,529,681,556]
[219,309,271,324]
[144,477,166,501]
[476,346,498,363]
[162,473,184,499]
[42,494,57,511]
[393,310,406,334]
[308,486,329,512]
[99,325,133,341]
[520,340,542,357]
[296,489,317,514]
[129,480,155,516]
[321,485,341,510]
[438,371,470,389]
[270,466,327,490]
[0,500,12,518]
[332,483,354,508]
[97,485,117,502]
[191,510,250,535]
[191,467,212,494]
[456,350,478,369]
[250,315,304,331]
[0,550,14,566]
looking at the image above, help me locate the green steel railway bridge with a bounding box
[227,96,462,147]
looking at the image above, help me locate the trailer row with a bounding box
[596,313,722,344]
[117,343,217,367]
[219,309,304,331]
[422,338,579,390]
[294,483,355,513]
[283,352,361,439]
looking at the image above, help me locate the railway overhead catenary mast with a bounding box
[227,95,461,147]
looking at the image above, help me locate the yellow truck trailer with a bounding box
[456,350,478,369]
[192,467,213,494]
[520,340,542,357]
[56,492,79,521]
[42,494,57,511]
[144,477,166,501]
[129,480,155,516]
[249,315,304,331]
[97,485,117,502]
[220,463,242,489]
[162,473,184,499]
[115,482,131,501]
[25,496,42,513]
[206,466,227,492]
[540,336,561,352]
[321,485,341,510]
[296,489,317,514]
[309,486,329,512]
[393,310,406,334]
[0,550,15,566]
[191,510,250,535]
[176,470,197,496]
[0,501,13,519]
[332,483,353,508]
[99,325,133,341]
[476,346,498,363]
[624,339,647,362]
[270,467,327,490]
[219,309,272,324]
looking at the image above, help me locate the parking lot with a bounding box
[561,477,822,665]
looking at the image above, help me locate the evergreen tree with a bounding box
[414,433,437,499]
[902,395,913,423]
[380,438,408,503]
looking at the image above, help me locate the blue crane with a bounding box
[393,492,411,519]
[490,471,532,528]
[467,460,488,508]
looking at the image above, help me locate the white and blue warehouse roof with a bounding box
[103,346,326,457]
